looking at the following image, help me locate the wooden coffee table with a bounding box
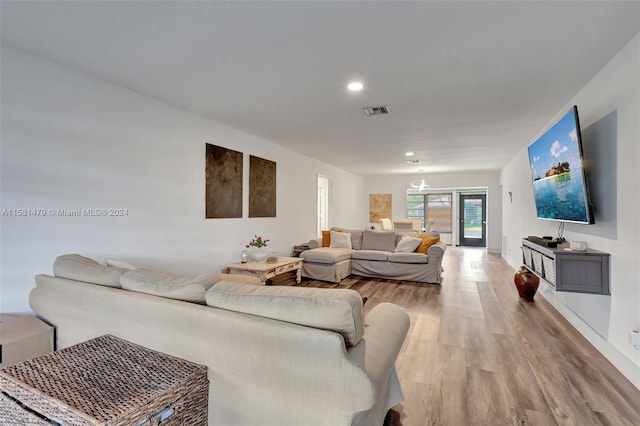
[226,256,303,285]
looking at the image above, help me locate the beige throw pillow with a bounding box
[53,254,123,288]
[121,268,219,303]
[394,235,423,253]
[330,231,352,249]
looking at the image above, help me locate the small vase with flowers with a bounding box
[245,235,270,262]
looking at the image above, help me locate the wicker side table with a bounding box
[0,335,208,425]
[0,391,49,425]
[0,313,54,368]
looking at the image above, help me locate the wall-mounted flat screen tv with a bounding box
[527,106,594,224]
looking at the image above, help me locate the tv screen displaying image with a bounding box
[527,106,594,224]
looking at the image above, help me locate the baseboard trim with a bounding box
[502,253,640,391]
[537,283,640,390]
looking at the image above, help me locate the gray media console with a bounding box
[521,238,610,295]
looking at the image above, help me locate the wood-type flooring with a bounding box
[271,246,640,425]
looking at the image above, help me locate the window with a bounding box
[407,194,425,227]
[407,192,452,233]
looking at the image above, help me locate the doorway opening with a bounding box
[317,175,330,237]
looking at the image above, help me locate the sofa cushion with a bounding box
[416,234,441,254]
[300,247,353,264]
[206,281,364,346]
[330,231,352,249]
[349,229,364,250]
[361,229,396,252]
[53,254,123,288]
[388,252,429,264]
[121,268,218,303]
[394,235,422,253]
[331,228,364,250]
[351,250,390,261]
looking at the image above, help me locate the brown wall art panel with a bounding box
[205,144,243,218]
[249,155,276,218]
[369,193,392,222]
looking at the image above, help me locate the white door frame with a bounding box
[317,175,331,237]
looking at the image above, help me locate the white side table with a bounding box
[0,314,54,368]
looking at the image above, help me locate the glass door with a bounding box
[459,194,486,247]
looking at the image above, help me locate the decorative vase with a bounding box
[248,246,268,262]
[513,266,540,302]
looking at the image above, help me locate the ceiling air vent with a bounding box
[362,105,391,117]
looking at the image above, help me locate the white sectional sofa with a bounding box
[301,228,446,284]
[29,254,410,426]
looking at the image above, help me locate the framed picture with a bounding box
[249,155,276,218]
[205,144,243,218]
[369,193,392,222]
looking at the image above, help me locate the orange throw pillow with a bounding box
[415,234,440,254]
[322,230,331,247]
[322,229,343,247]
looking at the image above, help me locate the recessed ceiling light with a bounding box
[347,81,364,92]
[405,152,414,157]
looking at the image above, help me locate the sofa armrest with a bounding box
[346,302,410,415]
[427,241,446,264]
[308,238,323,249]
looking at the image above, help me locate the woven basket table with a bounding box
[0,391,50,425]
[0,334,208,426]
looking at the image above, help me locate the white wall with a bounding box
[365,172,502,252]
[0,46,365,312]
[500,34,640,388]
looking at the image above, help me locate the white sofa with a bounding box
[301,228,446,284]
[29,254,410,426]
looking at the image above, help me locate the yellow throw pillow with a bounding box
[322,229,343,247]
[415,234,440,254]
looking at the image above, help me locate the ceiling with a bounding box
[1,1,638,176]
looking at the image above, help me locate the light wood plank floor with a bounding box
[272,246,640,425]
